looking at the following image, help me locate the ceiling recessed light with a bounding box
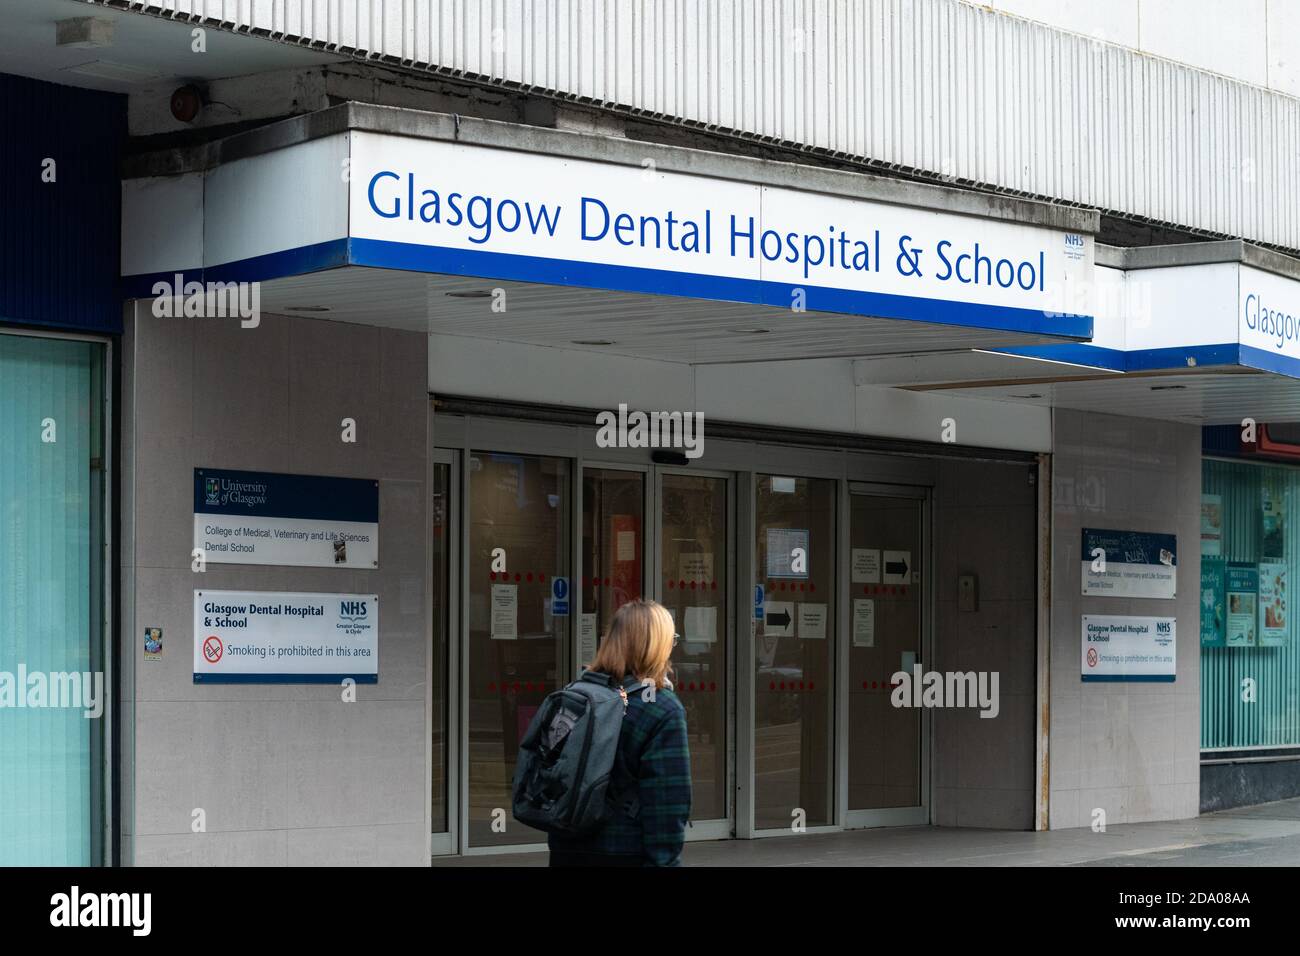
[728,327,771,334]
[571,339,616,346]
[284,305,330,312]
[445,290,493,299]
[62,59,166,83]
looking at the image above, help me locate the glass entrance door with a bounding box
[846,485,928,826]
[464,452,571,848]
[753,475,837,831]
[431,452,454,853]
[656,471,730,830]
[580,468,646,671]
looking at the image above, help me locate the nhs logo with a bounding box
[1064,233,1085,261]
[340,600,369,621]
[1156,621,1172,635]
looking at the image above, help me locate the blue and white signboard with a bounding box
[1081,528,1177,599]
[346,133,1093,339]
[551,576,570,617]
[194,468,379,568]
[194,589,378,683]
[1081,614,1176,682]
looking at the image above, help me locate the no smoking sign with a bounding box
[203,635,224,664]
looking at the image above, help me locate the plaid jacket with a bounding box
[548,672,692,866]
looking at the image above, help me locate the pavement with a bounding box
[432,796,1300,866]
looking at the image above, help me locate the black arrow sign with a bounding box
[765,609,792,629]
[885,558,909,577]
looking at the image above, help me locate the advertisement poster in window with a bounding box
[1262,478,1287,559]
[1258,561,1288,647]
[1200,557,1226,647]
[1200,494,1223,557]
[1226,563,1258,647]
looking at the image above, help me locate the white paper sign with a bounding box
[852,548,881,584]
[797,603,827,639]
[491,584,518,639]
[853,599,876,647]
[680,553,714,582]
[616,530,637,562]
[685,606,718,643]
[578,613,599,667]
[193,589,378,682]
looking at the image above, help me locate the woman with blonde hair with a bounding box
[547,598,692,867]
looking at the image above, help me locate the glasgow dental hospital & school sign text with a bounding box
[347,132,1094,336]
[191,469,381,683]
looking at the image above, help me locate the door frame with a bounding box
[651,465,737,842]
[430,446,459,856]
[432,408,953,853]
[741,469,847,839]
[840,481,933,831]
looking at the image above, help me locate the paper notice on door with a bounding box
[797,603,827,639]
[491,584,518,639]
[852,548,881,584]
[684,605,718,644]
[616,530,637,562]
[680,552,714,582]
[853,599,876,647]
[578,613,599,666]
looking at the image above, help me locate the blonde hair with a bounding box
[587,599,675,689]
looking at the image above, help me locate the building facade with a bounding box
[2,0,1299,865]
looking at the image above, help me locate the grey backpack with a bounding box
[511,670,640,836]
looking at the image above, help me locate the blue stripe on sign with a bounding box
[347,237,1095,339]
[1081,675,1176,682]
[1238,344,1300,380]
[195,467,379,523]
[1122,343,1241,371]
[193,674,378,684]
[989,343,1128,371]
[119,238,350,298]
[995,342,1248,374]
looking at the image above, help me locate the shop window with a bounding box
[1201,459,1300,749]
[0,334,106,864]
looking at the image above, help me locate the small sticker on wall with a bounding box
[144,627,163,661]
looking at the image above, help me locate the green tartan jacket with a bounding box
[548,672,692,866]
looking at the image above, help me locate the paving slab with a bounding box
[432,796,1300,867]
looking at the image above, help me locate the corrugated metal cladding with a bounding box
[96,0,1300,254]
[0,73,125,335]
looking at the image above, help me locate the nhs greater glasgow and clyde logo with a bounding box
[339,600,369,623]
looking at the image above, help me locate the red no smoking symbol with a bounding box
[203,635,224,664]
[1087,647,1099,667]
